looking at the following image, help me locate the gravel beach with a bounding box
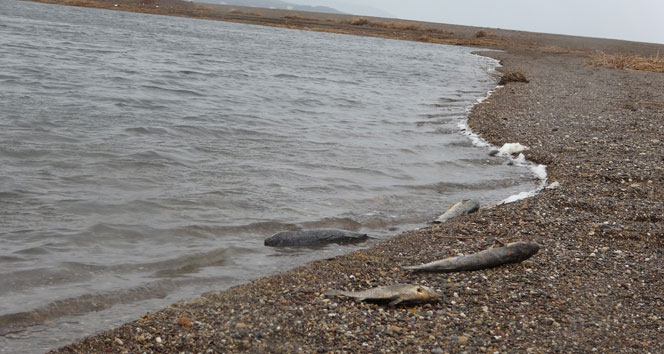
[31,2,663,352]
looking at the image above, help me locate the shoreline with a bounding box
[457,64,549,206]
[23,0,664,55]
[15,1,664,352]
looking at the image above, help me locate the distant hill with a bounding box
[203,0,343,14]
[315,1,393,18]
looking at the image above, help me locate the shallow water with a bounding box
[0,1,536,352]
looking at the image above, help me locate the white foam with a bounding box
[501,191,536,204]
[460,55,548,206]
[457,87,496,148]
[498,143,529,156]
[531,164,548,181]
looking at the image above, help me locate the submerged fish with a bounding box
[434,199,480,223]
[326,284,441,306]
[264,228,372,247]
[404,242,540,273]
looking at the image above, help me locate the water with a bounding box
[0,1,536,352]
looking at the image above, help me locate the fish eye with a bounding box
[416,287,423,293]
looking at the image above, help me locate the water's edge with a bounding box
[462,54,548,203]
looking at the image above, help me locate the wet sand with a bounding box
[22,0,664,352]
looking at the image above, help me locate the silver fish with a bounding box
[404,242,540,273]
[434,199,480,223]
[326,284,441,306]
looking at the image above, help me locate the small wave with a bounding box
[273,73,301,79]
[293,98,326,107]
[427,127,457,135]
[140,84,205,97]
[0,74,21,80]
[300,217,362,231]
[446,140,475,148]
[177,221,299,237]
[0,266,94,296]
[125,126,170,135]
[401,178,525,193]
[0,191,23,199]
[178,69,212,76]
[150,247,232,277]
[0,280,170,333]
[438,97,464,103]
[121,150,196,168]
[421,112,463,119]
[13,247,51,256]
[112,99,169,110]
[0,146,51,159]
[0,274,238,335]
[172,124,216,137]
[1,246,248,297]
[0,255,26,263]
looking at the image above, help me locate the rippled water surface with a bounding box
[0,1,536,352]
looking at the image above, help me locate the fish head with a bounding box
[508,242,540,255]
[410,285,441,302]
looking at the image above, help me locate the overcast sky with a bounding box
[292,0,664,44]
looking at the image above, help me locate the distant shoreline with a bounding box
[24,0,664,56]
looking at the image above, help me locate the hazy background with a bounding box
[291,0,664,45]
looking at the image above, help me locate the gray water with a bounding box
[0,1,536,352]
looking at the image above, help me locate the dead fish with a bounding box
[404,242,540,273]
[264,228,372,247]
[434,199,480,223]
[326,284,440,306]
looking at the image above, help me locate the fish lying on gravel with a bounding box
[404,242,540,272]
[326,284,441,306]
[434,199,480,223]
[264,228,373,247]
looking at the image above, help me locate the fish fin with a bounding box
[388,297,403,307]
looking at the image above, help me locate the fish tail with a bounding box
[326,289,351,297]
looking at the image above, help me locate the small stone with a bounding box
[177,316,193,327]
[155,337,162,344]
[546,181,561,190]
[114,338,123,346]
[458,335,469,344]
[389,325,403,332]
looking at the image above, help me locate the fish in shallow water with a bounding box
[326,284,441,306]
[434,199,480,223]
[404,242,540,273]
[264,228,372,247]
